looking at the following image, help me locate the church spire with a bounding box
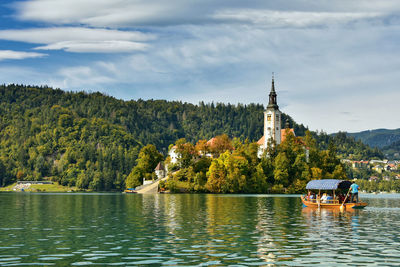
[271,72,275,92]
[285,118,290,129]
[267,73,278,109]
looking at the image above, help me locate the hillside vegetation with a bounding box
[343,129,400,159]
[347,128,400,148]
[321,132,383,160]
[155,132,347,194]
[0,84,384,190]
[382,140,400,158]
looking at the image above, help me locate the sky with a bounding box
[0,0,399,134]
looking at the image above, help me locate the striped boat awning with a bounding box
[306,179,352,190]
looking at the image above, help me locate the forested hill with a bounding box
[347,128,400,148]
[0,84,307,150]
[0,84,383,189]
[341,129,400,159]
[318,132,383,160]
[0,84,307,188]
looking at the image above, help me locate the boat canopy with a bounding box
[306,179,352,190]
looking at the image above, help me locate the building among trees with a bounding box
[154,162,166,179]
[257,75,295,157]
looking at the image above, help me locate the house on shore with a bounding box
[155,162,166,179]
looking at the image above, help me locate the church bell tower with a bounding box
[264,74,281,148]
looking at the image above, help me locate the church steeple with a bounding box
[285,118,290,129]
[267,73,278,109]
[258,72,282,157]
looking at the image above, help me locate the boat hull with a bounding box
[123,190,137,194]
[301,196,367,210]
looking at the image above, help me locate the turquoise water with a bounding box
[0,193,399,266]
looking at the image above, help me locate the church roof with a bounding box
[207,137,216,146]
[257,128,296,147]
[155,162,165,171]
[257,136,265,145]
[267,75,279,109]
[280,128,295,143]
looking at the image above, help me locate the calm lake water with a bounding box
[0,193,400,266]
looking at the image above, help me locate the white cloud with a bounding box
[2,0,400,133]
[48,64,116,89]
[0,27,153,44]
[284,88,400,133]
[213,10,382,28]
[35,40,149,53]
[0,27,154,53]
[0,50,46,60]
[14,0,191,26]
[36,21,400,132]
[14,0,400,28]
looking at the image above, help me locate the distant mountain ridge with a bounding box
[346,128,400,148]
[338,128,400,159]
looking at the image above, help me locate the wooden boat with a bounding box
[123,188,137,193]
[301,179,367,210]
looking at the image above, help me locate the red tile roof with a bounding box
[207,137,216,146]
[280,128,295,142]
[155,162,164,171]
[257,136,265,145]
[257,128,296,146]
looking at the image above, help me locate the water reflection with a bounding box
[1,193,400,265]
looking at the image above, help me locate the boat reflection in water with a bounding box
[302,205,361,234]
[302,206,359,218]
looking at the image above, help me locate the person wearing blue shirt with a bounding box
[350,183,360,203]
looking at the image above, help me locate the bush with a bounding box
[166,179,178,193]
[271,184,285,194]
[159,180,166,191]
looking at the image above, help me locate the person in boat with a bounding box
[321,193,328,203]
[350,182,360,203]
[338,193,345,203]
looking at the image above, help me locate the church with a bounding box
[168,75,297,163]
[257,75,295,157]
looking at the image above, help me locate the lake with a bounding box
[0,193,399,266]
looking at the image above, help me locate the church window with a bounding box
[276,115,280,121]
[267,115,271,121]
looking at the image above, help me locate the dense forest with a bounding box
[382,140,400,158]
[345,128,400,159]
[347,128,400,148]
[0,84,384,191]
[318,132,383,160]
[151,132,348,194]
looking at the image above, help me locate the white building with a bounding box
[154,162,166,179]
[257,76,295,157]
[264,75,281,148]
[168,146,179,164]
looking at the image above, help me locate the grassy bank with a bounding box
[0,182,79,192]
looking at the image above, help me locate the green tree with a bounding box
[136,144,163,173]
[209,134,233,157]
[206,156,227,193]
[274,152,290,188]
[175,138,196,168]
[125,144,163,189]
[125,168,143,189]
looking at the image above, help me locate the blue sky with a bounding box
[0,0,399,133]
